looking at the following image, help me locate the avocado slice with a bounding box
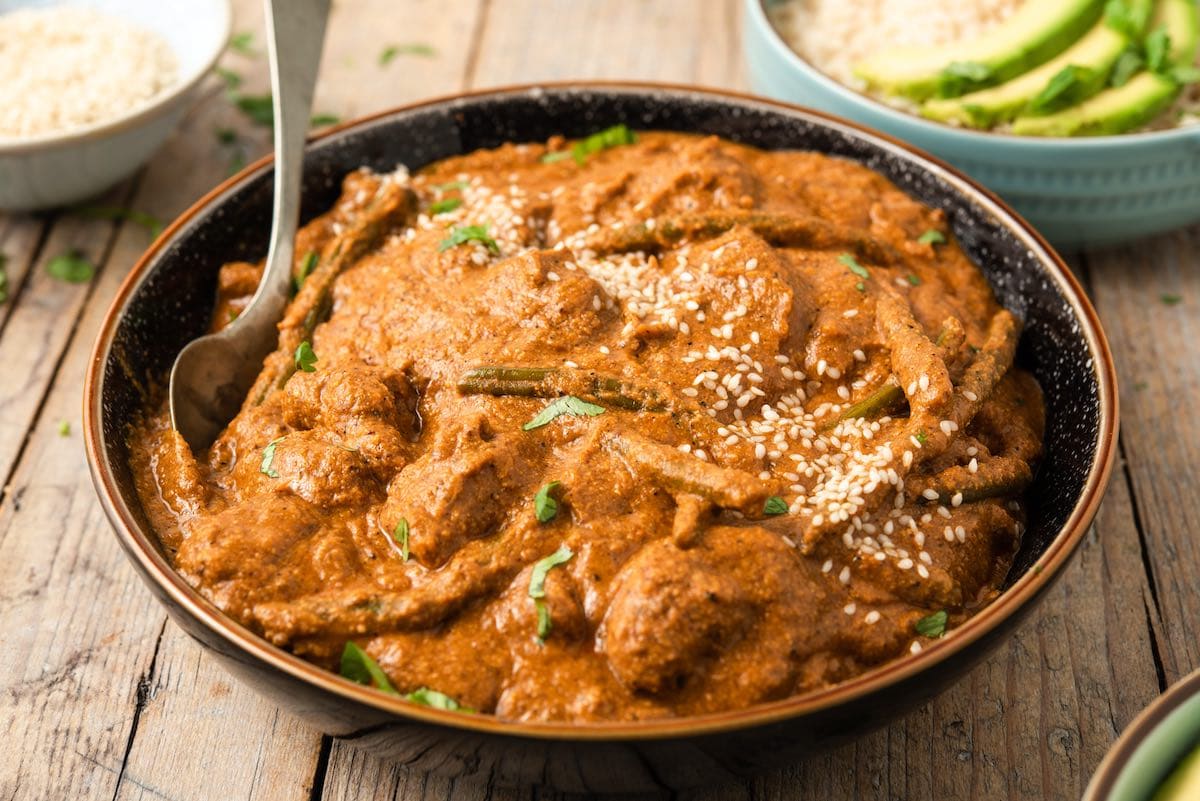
[1010,70,1178,134]
[1011,0,1198,136]
[1152,743,1200,801]
[854,0,1105,101]
[921,8,1146,128]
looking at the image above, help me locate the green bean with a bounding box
[458,366,668,411]
[821,380,904,432]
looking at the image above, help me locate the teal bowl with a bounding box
[1084,669,1200,801]
[744,0,1200,250]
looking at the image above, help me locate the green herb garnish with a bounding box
[74,205,165,238]
[379,42,436,65]
[838,252,869,279]
[1104,0,1150,39]
[917,229,946,245]
[763,496,788,516]
[294,341,317,372]
[404,687,473,711]
[534,481,561,523]
[1161,293,1183,306]
[229,31,257,57]
[1110,48,1145,87]
[215,66,242,92]
[522,395,605,431]
[916,430,928,445]
[310,113,341,127]
[528,545,574,643]
[392,518,410,562]
[340,642,397,693]
[1029,65,1094,114]
[260,436,283,478]
[429,197,463,215]
[543,124,638,165]
[215,127,238,145]
[46,250,94,284]
[234,93,274,126]
[915,610,948,638]
[1145,26,1171,73]
[433,180,469,192]
[295,250,317,291]
[937,61,993,97]
[438,224,500,254]
[855,281,866,293]
[906,273,922,286]
[57,420,70,437]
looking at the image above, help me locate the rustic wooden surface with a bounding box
[0,1,1195,798]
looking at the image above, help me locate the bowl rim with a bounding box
[0,0,233,154]
[747,0,1200,147]
[1084,668,1200,801]
[83,80,1120,741]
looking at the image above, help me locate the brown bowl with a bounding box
[84,83,1118,793]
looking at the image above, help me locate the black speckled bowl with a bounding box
[84,84,1118,793]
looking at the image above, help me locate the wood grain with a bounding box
[0,0,1196,799]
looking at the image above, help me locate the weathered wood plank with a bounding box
[1084,226,1200,686]
[0,215,48,330]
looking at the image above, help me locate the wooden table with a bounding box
[2,1,1197,798]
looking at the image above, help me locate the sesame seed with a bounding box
[864,611,881,624]
[839,566,851,584]
[843,603,857,615]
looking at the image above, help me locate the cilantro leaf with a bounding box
[534,481,561,523]
[46,250,94,283]
[295,250,317,291]
[340,642,398,693]
[915,610,948,638]
[392,518,410,562]
[380,42,436,65]
[310,113,340,127]
[542,124,638,165]
[528,545,573,599]
[917,229,946,245]
[522,395,605,430]
[838,252,869,279]
[438,224,500,254]
[404,687,473,711]
[763,496,789,516]
[229,31,257,57]
[1161,293,1183,306]
[234,93,274,126]
[294,340,318,372]
[260,436,283,478]
[1029,65,1094,114]
[429,197,462,215]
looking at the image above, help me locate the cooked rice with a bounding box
[0,6,178,140]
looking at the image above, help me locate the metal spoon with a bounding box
[169,0,330,450]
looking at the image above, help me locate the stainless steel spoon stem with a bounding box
[169,0,330,450]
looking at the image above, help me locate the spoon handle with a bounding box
[240,0,331,333]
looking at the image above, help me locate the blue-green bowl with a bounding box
[744,0,1200,250]
[1084,669,1200,801]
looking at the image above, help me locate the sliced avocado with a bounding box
[1151,743,1200,801]
[1150,0,1200,65]
[855,0,1105,101]
[921,4,1147,128]
[1011,70,1178,134]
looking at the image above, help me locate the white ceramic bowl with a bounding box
[0,0,231,211]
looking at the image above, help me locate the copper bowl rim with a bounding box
[83,81,1119,742]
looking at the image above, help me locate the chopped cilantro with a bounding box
[438,223,499,254]
[917,229,946,245]
[392,518,410,562]
[522,395,605,431]
[215,66,242,92]
[310,113,341,127]
[340,642,397,693]
[294,341,318,372]
[915,610,948,638]
[57,420,70,437]
[534,481,561,523]
[404,687,473,711]
[838,253,869,279]
[215,126,238,145]
[1161,293,1183,306]
[542,124,638,165]
[528,545,574,643]
[234,93,274,126]
[380,42,436,65]
[429,197,462,215]
[260,436,283,478]
[763,496,788,516]
[906,273,922,286]
[916,430,928,445]
[229,31,257,57]
[1029,65,1094,114]
[46,250,94,284]
[432,180,469,192]
[535,600,553,640]
[855,281,866,293]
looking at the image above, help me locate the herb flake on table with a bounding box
[0,252,8,303]
[234,93,274,127]
[404,687,473,712]
[379,42,436,65]
[46,250,94,284]
[74,205,165,238]
[392,518,410,562]
[57,420,70,437]
[310,113,341,127]
[294,341,318,372]
[260,436,283,478]
[215,66,242,92]
[534,481,561,523]
[917,229,946,245]
[839,252,869,279]
[439,224,499,254]
[429,197,462,215]
[522,395,605,430]
[915,610,948,638]
[528,545,574,642]
[229,31,257,57]
[763,496,788,516]
[1161,293,1183,306]
[340,642,398,693]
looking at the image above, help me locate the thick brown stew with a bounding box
[131,131,1044,722]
